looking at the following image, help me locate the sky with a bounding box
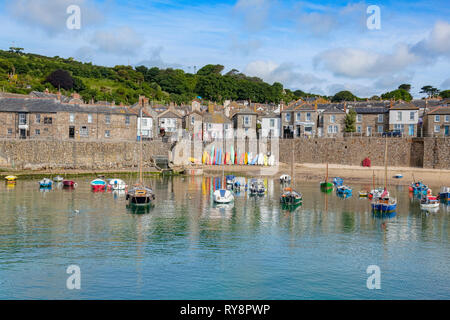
[1,0,449,98]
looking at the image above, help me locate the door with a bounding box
[366,126,372,137]
[19,129,26,139]
[408,124,414,136]
[445,125,449,136]
[69,126,75,139]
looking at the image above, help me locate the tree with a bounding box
[381,89,412,102]
[440,90,450,99]
[420,85,440,98]
[332,90,357,102]
[9,47,24,54]
[197,64,224,76]
[344,109,357,132]
[45,69,74,90]
[398,84,411,92]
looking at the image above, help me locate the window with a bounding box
[394,124,404,132]
[328,125,338,133]
[328,125,333,133]
[105,115,111,124]
[357,125,362,133]
[142,119,148,127]
[244,116,250,126]
[397,112,402,121]
[35,129,40,135]
[334,125,338,133]
[7,128,12,135]
[378,114,383,123]
[69,113,75,123]
[270,119,275,127]
[330,115,336,123]
[296,113,301,121]
[88,114,93,123]
[285,113,291,122]
[435,115,440,122]
[125,115,130,125]
[19,113,27,125]
[434,125,440,133]
[306,113,311,121]
[105,130,110,138]
[44,117,52,124]
[378,125,384,133]
[35,114,41,124]
[208,123,212,129]
[410,112,415,121]
[80,126,89,137]
[445,115,449,122]
[191,117,195,125]
[356,114,362,123]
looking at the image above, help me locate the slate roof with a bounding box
[427,106,450,115]
[354,107,389,114]
[203,111,232,123]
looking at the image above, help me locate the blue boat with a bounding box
[336,185,352,196]
[333,177,344,186]
[439,187,450,201]
[226,175,236,186]
[409,181,428,194]
[371,196,397,212]
[39,178,53,188]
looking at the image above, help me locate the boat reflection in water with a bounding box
[372,210,397,219]
[280,202,302,212]
[126,203,154,215]
[113,190,126,200]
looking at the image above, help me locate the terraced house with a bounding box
[388,102,419,136]
[353,105,389,136]
[0,96,137,141]
[423,106,450,137]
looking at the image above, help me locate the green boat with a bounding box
[280,139,303,206]
[320,163,333,193]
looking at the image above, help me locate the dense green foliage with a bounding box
[0,49,319,105]
[381,89,412,102]
[440,90,450,99]
[420,85,440,98]
[344,109,357,132]
[331,90,359,102]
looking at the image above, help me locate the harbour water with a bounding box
[0,176,449,299]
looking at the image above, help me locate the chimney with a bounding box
[314,101,318,111]
[343,102,347,113]
[254,103,256,113]
[72,92,80,100]
[208,102,214,114]
[390,99,393,109]
[44,88,49,94]
[111,100,115,106]
[57,91,61,101]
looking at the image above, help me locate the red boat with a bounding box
[63,180,75,187]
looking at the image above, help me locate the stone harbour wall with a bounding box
[423,138,450,169]
[0,139,168,170]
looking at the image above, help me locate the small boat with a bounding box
[320,164,333,193]
[420,195,439,211]
[409,181,429,194]
[90,178,107,191]
[108,178,127,190]
[39,178,53,188]
[359,190,369,197]
[63,180,76,187]
[126,185,155,206]
[332,177,344,187]
[279,174,291,183]
[249,179,266,195]
[372,139,397,213]
[369,188,388,200]
[233,177,247,191]
[439,186,450,201]
[393,174,403,179]
[5,175,17,182]
[280,187,302,205]
[213,189,234,203]
[226,175,236,187]
[53,176,64,182]
[336,185,352,196]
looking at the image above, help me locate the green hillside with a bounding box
[0,48,320,105]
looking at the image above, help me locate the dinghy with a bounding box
[280,174,291,183]
[39,178,53,188]
[108,178,127,190]
[420,195,439,211]
[249,179,266,195]
[213,189,234,203]
[91,178,107,191]
[53,176,64,182]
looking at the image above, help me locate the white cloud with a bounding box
[135,46,183,69]
[441,78,450,90]
[233,0,274,32]
[244,60,322,87]
[411,20,450,59]
[7,0,102,34]
[91,27,143,56]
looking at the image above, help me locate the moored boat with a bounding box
[63,180,76,187]
[280,187,302,206]
[336,185,352,196]
[320,163,333,193]
[90,178,107,191]
[53,176,64,182]
[233,177,247,191]
[213,189,234,203]
[5,175,17,183]
[279,174,291,183]
[108,178,127,190]
[39,178,53,188]
[226,175,236,188]
[420,195,439,211]
[332,177,344,187]
[439,186,450,201]
[249,179,266,195]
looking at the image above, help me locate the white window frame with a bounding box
[356,114,362,123]
[306,113,311,121]
[330,115,336,123]
[285,113,291,122]
[88,114,93,123]
[377,125,383,133]
[435,115,440,122]
[397,112,402,121]
[409,112,415,121]
[105,115,111,124]
[445,115,449,123]
[356,125,362,133]
[378,114,383,123]
[69,113,75,123]
[434,125,440,133]
[105,130,111,138]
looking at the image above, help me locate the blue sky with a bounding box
[1,0,449,98]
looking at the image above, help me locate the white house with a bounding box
[389,103,419,136]
[259,113,281,138]
[202,111,233,141]
[137,111,153,140]
[157,107,183,139]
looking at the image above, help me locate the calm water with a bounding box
[0,176,449,300]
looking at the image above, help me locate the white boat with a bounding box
[233,177,247,191]
[53,176,64,182]
[280,174,291,183]
[370,188,388,199]
[213,189,234,203]
[420,195,439,211]
[108,178,127,190]
[249,179,266,195]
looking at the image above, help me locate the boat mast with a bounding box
[222,116,225,189]
[384,136,388,190]
[372,170,375,190]
[139,107,143,185]
[291,138,294,185]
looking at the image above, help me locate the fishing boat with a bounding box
[409,181,429,195]
[320,163,333,193]
[249,179,266,195]
[63,180,76,187]
[126,107,155,207]
[53,176,64,182]
[233,177,247,191]
[108,178,127,190]
[213,121,234,204]
[226,175,236,188]
[281,139,302,206]
[393,173,403,179]
[279,174,291,183]
[91,178,106,191]
[332,177,344,187]
[5,175,17,183]
[359,191,369,197]
[420,194,439,211]
[39,178,53,188]
[371,139,397,213]
[336,185,352,196]
[439,186,450,201]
